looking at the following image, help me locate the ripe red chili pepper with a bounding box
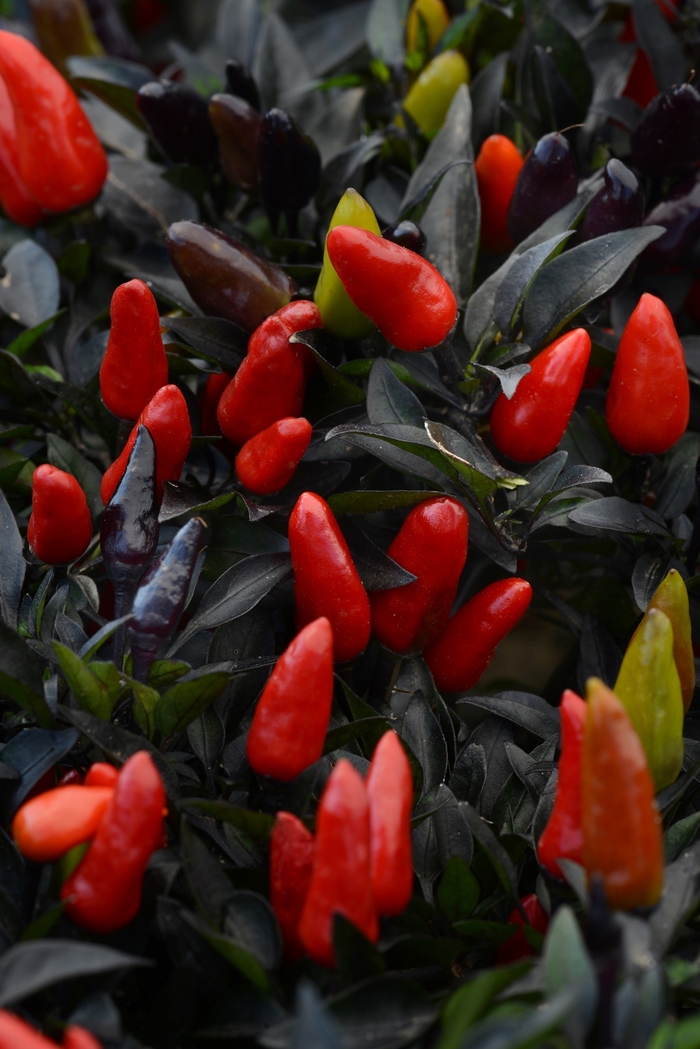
[101,384,192,505]
[325,226,457,352]
[606,293,689,455]
[84,762,119,787]
[0,1011,101,1049]
[199,372,233,435]
[495,894,549,964]
[366,730,413,916]
[28,465,93,565]
[370,497,469,654]
[12,785,114,863]
[236,417,312,495]
[490,329,591,462]
[298,758,378,967]
[217,301,321,447]
[424,578,532,692]
[288,492,370,662]
[99,280,168,422]
[537,689,586,879]
[247,617,334,781]
[0,75,43,227]
[0,30,107,212]
[61,750,166,933]
[63,1028,102,1049]
[269,811,314,961]
[475,135,524,254]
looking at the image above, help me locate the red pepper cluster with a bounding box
[0,1010,102,1049]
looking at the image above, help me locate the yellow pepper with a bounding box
[314,188,381,339]
[406,0,451,53]
[640,568,695,713]
[402,50,469,136]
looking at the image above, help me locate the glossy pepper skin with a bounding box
[208,93,260,192]
[366,731,413,916]
[167,221,297,333]
[606,293,689,456]
[403,51,469,136]
[0,76,43,227]
[0,30,107,213]
[258,109,321,235]
[101,384,192,505]
[217,301,322,447]
[199,372,233,435]
[85,762,119,787]
[289,493,370,663]
[580,159,644,242]
[225,59,260,112]
[424,578,532,691]
[631,84,700,179]
[29,0,103,76]
[136,80,218,168]
[99,279,168,421]
[507,133,578,245]
[370,497,469,655]
[382,220,426,254]
[270,811,314,961]
[641,171,700,272]
[314,189,381,339]
[495,895,549,964]
[28,465,93,566]
[475,135,524,254]
[490,329,591,463]
[613,608,684,791]
[128,517,206,683]
[247,617,334,781]
[642,569,695,713]
[406,0,450,51]
[299,759,378,967]
[0,1011,101,1049]
[537,689,586,879]
[12,785,113,863]
[61,751,166,933]
[326,226,457,352]
[582,679,664,910]
[236,417,312,495]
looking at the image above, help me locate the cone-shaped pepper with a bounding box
[99,279,169,421]
[496,894,549,964]
[0,75,43,227]
[225,59,260,112]
[641,569,695,713]
[631,84,700,179]
[136,80,218,168]
[537,689,586,879]
[314,188,381,339]
[641,171,700,272]
[507,132,578,245]
[475,135,524,254]
[580,159,645,242]
[28,465,93,565]
[236,417,312,495]
[402,51,469,136]
[582,678,664,910]
[406,0,450,52]
[270,811,314,961]
[258,108,320,235]
[12,784,114,863]
[366,731,413,916]
[208,92,260,192]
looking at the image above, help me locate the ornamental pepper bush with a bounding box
[2,0,700,1042]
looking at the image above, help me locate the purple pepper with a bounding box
[580,159,645,242]
[258,108,321,237]
[382,220,427,254]
[136,81,219,169]
[640,170,700,270]
[506,132,578,245]
[631,84,700,179]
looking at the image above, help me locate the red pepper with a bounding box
[236,417,312,495]
[0,75,43,227]
[370,497,469,654]
[217,301,321,447]
[12,785,114,862]
[28,465,93,565]
[0,30,107,213]
[325,226,457,352]
[606,293,689,455]
[424,578,532,692]
[199,372,233,435]
[475,135,524,254]
[288,492,370,662]
[366,731,413,916]
[63,1028,102,1049]
[298,758,378,967]
[247,617,334,781]
[495,894,549,964]
[61,751,165,933]
[0,1012,101,1049]
[84,762,119,787]
[490,329,591,462]
[269,811,314,961]
[101,384,192,505]
[537,689,586,879]
[99,280,169,422]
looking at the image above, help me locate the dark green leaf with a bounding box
[0,940,147,1006]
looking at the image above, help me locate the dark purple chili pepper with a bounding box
[631,84,700,179]
[507,132,578,245]
[258,108,321,237]
[641,170,700,270]
[580,159,645,241]
[136,81,219,168]
[382,219,427,254]
[225,59,261,113]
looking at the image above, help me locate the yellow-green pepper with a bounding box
[406,0,450,53]
[614,607,684,791]
[640,569,695,713]
[314,188,381,338]
[402,50,469,136]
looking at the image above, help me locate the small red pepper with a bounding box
[61,751,166,933]
[366,730,413,916]
[12,785,114,863]
[537,689,587,879]
[495,894,549,964]
[236,417,312,495]
[217,301,322,447]
[199,371,233,435]
[0,1012,101,1049]
[63,1028,102,1049]
[606,293,689,455]
[247,617,334,781]
[325,226,457,352]
[84,762,119,787]
[0,30,107,212]
[424,578,532,692]
[475,135,524,254]
[28,465,93,565]
[370,497,469,654]
[288,492,370,662]
[0,75,43,227]
[99,280,169,422]
[490,329,591,462]
[298,758,378,967]
[269,811,314,961]
[101,384,192,505]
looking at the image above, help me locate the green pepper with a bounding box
[314,188,380,338]
[641,568,695,713]
[614,607,684,791]
[402,50,469,136]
